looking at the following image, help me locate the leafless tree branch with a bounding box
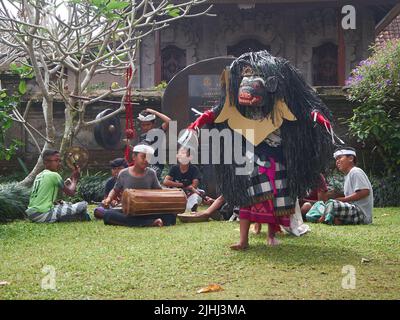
[0,0,213,182]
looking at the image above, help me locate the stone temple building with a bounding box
[137,0,398,88]
[1,0,399,173]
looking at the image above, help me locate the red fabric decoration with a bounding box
[125,128,135,139]
[124,66,135,161]
[188,109,216,130]
[311,111,331,131]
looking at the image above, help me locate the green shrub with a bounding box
[326,172,345,194]
[0,182,30,223]
[0,172,26,184]
[0,90,23,161]
[346,40,400,174]
[70,172,109,203]
[370,174,400,207]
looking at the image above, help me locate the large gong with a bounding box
[94,108,122,150]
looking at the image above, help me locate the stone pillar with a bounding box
[337,9,346,86]
[154,30,161,86]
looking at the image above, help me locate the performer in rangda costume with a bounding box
[183,51,337,249]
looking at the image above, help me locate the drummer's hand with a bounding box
[111,200,119,207]
[102,198,111,208]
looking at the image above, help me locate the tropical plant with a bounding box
[0,182,31,223]
[346,39,400,174]
[62,170,109,203]
[0,90,23,160]
[74,171,109,203]
[326,171,345,194]
[369,174,400,207]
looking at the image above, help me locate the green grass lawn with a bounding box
[0,207,399,300]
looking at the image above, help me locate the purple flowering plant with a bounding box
[346,39,400,173]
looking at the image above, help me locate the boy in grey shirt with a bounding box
[114,166,162,191]
[343,166,373,224]
[100,144,176,227]
[320,147,373,225]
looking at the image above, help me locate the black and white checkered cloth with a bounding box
[325,199,366,225]
[245,151,295,216]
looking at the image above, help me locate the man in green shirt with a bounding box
[26,149,89,223]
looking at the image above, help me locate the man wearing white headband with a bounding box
[135,108,171,180]
[314,147,373,225]
[100,143,176,227]
[333,148,357,160]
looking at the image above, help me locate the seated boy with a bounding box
[26,149,89,223]
[94,157,128,219]
[101,144,176,227]
[163,147,208,212]
[317,147,373,225]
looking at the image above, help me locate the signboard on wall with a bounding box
[188,74,221,121]
[162,56,234,132]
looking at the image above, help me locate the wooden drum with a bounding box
[122,189,187,215]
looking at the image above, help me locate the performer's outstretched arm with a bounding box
[188,109,216,130]
[311,110,331,130]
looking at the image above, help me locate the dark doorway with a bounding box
[227,39,270,57]
[161,45,186,83]
[312,42,338,86]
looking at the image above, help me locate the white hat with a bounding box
[333,149,356,159]
[138,113,156,122]
[133,144,154,155]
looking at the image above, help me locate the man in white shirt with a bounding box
[320,147,373,225]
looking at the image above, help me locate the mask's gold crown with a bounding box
[241,66,255,77]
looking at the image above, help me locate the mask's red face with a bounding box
[238,76,266,107]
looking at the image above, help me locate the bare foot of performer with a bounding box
[230,219,250,250]
[267,224,280,246]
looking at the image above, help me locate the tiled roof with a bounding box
[376,13,400,48]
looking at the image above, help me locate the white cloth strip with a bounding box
[333,149,356,159]
[138,114,156,121]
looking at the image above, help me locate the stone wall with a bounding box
[139,4,376,88]
[0,90,162,174]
